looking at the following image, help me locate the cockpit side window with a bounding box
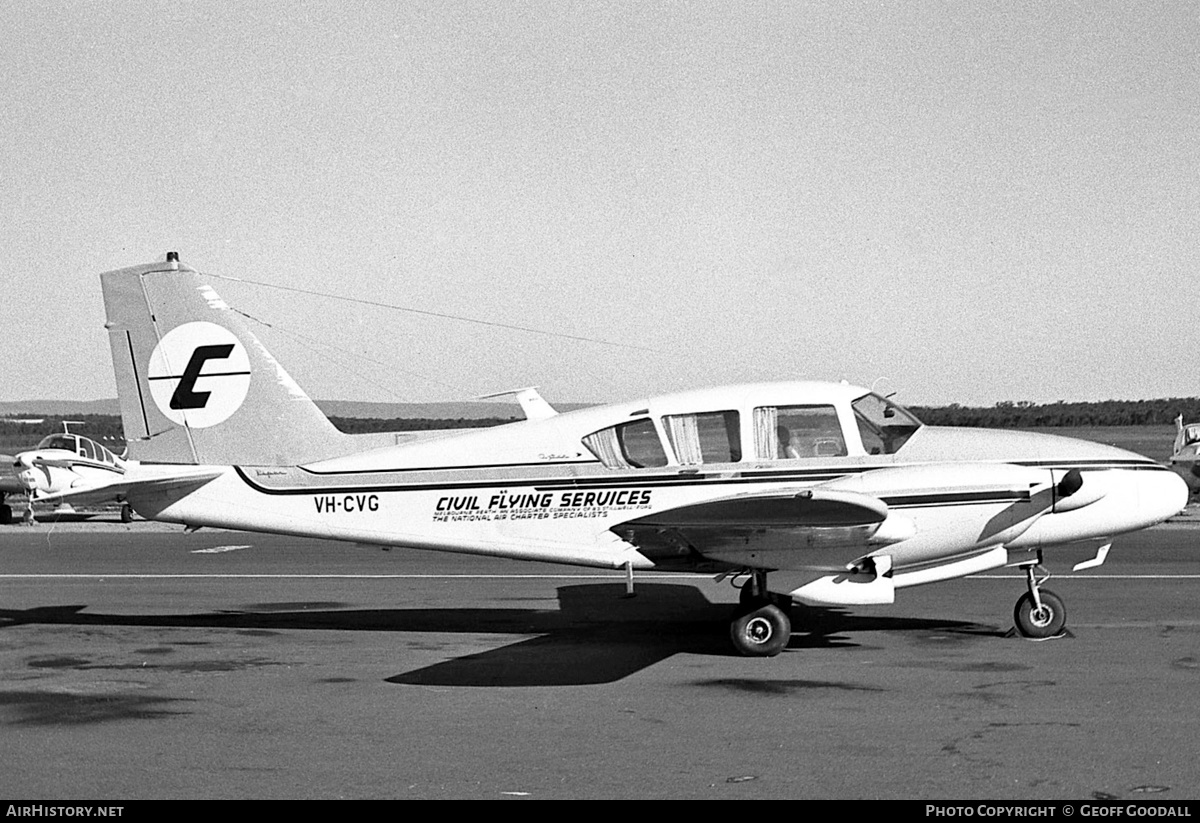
[662,411,741,465]
[753,406,846,459]
[852,393,923,455]
[583,418,669,469]
[79,439,95,460]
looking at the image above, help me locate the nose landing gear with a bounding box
[1013,553,1067,639]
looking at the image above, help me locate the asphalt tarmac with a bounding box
[1,514,1197,800]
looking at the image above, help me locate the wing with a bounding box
[624,487,888,528]
[614,487,899,572]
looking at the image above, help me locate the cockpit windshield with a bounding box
[852,393,922,455]
[36,435,76,452]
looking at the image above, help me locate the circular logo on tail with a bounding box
[148,322,251,427]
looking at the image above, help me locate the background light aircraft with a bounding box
[3,425,134,524]
[97,254,1189,656]
[1170,414,1200,496]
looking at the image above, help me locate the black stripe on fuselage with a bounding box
[299,459,601,475]
[232,459,1163,498]
[296,457,1159,477]
[38,461,125,476]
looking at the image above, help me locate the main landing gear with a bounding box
[1013,552,1066,639]
[730,571,792,657]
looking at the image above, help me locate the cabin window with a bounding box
[753,405,846,459]
[852,393,922,455]
[663,411,741,464]
[79,439,95,460]
[582,418,669,469]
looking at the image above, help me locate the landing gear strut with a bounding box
[1013,553,1066,638]
[729,570,792,657]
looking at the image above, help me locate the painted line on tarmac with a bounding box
[0,572,710,580]
[969,578,1200,583]
[1,573,1195,582]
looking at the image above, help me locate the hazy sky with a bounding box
[3,1,1197,407]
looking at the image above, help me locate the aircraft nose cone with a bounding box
[1155,469,1191,522]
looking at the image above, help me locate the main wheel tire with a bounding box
[0,504,11,525]
[730,603,791,657]
[1013,589,1066,638]
[120,503,133,523]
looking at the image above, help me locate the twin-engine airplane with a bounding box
[1,428,133,524]
[97,254,1188,656]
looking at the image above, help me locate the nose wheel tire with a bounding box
[1013,588,1066,638]
[730,602,791,657]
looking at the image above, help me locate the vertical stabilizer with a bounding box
[102,254,351,466]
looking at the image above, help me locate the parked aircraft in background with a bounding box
[478,387,558,421]
[94,254,1189,656]
[1170,414,1200,496]
[2,426,134,524]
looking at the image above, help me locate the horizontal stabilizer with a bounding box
[30,467,224,506]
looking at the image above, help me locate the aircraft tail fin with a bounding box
[101,254,351,466]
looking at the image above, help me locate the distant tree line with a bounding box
[0,413,126,441]
[328,416,518,433]
[0,414,519,450]
[6,400,1200,452]
[909,399,1200,428]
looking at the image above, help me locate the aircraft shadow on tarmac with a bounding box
[0,583,999,687]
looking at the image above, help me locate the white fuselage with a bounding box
[127,423,1186,589]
